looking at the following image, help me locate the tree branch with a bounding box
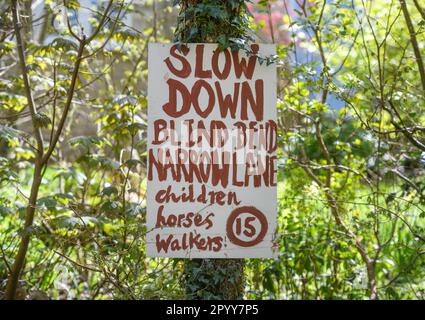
[11,0,44,155]
[399,0,425,93]
[41,38,86,165]
[412,0,425,21]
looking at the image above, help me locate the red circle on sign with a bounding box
[226,206,268,247]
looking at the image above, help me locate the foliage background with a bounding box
[0,0,424,299]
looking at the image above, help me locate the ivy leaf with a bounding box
[217,34,229,50]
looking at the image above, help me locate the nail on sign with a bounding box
[147,43,278,258]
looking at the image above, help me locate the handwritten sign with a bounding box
[147,43,277,258]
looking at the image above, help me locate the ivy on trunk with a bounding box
[173,0,250,300]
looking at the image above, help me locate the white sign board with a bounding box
[147,43,277,258]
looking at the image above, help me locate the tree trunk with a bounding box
[176,0,248,300]
[5,161,43,299]
[185,259,244,300]
[5,0,44,300]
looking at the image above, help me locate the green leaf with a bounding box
[101,186,119,196]
[68,135,104,148]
